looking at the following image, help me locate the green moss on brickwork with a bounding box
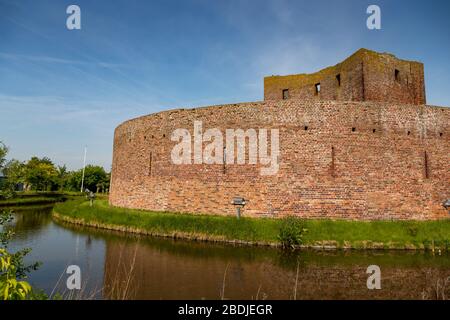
[265,48,422,85]
[264,48,425,104]
[265,48,366,87]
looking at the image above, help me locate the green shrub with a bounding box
[277,216,308,249]
[0,209,41,300]
[0,187,16,201]
[406,223,419,237]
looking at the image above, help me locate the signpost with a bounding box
[231,197,247,219]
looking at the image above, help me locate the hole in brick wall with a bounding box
[395,69,400,81]
[315,83,321,95]
[439,132,443,137]
[223,147,226,174]
[352,127,356,132]
[144,136,147,140]
[163,134,166,138]
[304,126,308,131]
[149,152,152,176]
[336,74,341,86]
[407,131,411,136]
[331,146,335,177]
[372,129,376,133]
[282,89,289,100]
[424,151,429,179]
[152,135,154,139]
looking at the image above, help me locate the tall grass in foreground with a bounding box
[219,261,449,300]
[53,199,450,250]
[48,244,139,300]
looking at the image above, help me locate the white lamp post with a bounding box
[80,146,87,193]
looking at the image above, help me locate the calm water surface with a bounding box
[5,205,450,300]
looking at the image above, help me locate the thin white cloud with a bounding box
[0,51,127,69]
[252,37,325,76]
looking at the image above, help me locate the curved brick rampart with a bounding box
[110,100,449,220]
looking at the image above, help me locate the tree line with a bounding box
[0,141,109,196]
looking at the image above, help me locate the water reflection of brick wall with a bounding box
[103,241,449,300]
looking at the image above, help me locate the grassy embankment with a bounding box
[53,199,450,250]
[0,191,102,207]
[0,192,68,207]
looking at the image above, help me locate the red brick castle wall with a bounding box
[264,49,425,105]
[110,100,449,220]
[110,50,448,220]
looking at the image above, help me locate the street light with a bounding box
[80,146,87,193]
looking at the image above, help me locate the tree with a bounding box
[0,141,7,170]
[0,144,108,193]
[24,157,58,191]
[3,160,25,184]
[2,160,25,196]
[0,141,8,170]
[0,142,10,196]
[55,165,69,191]
[68,165,109,192]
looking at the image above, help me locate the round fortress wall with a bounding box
[110,100,449,220]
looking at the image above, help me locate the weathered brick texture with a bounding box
[110,100,449,220]
[264,49,426,105]
[110,50,447,220]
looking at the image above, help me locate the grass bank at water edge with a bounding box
[52,199,450,250]
[0,192,109,207]
[0,195,66,206]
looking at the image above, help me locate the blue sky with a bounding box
[0,0,449,170]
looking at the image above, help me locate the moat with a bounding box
[6,205,450,300]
